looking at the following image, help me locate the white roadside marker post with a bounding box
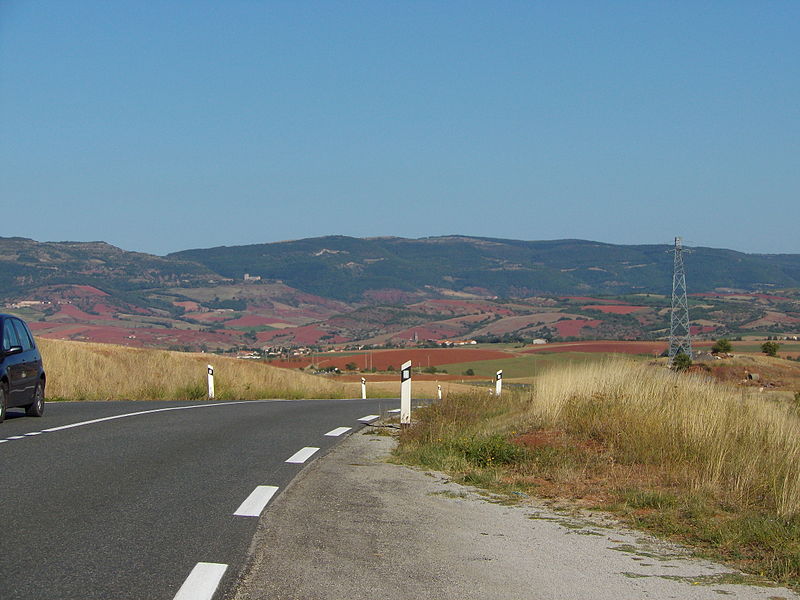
[437,383,442,401]
[495,369,503,397]
[361,377,367,400]
[400,360,412,427]
[207,365,215,399]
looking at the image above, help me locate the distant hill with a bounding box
[4,235,800,351]
[170,235,800,301]
[0,236,219,295]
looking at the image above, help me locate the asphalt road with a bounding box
[0,398,398,600]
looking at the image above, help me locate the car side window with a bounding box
[2,319,20,351]
[11,319,34,351]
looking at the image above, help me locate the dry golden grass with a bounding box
[397,358,800,585]
[38,339,347,401]
[703,353,800,391]
[531,359,800,517]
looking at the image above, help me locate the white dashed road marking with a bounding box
[173,562,228,600]
[285,447,319,464]
[325,427,351,437]
[0,402,277,446]
[3,398,383,599]
[387,408,401,414]
[42,401,263,433]
[234,485,279,517]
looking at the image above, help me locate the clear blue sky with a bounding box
[1,1,798,255]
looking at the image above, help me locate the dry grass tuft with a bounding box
[38,338,347,401]
[531,359,800,517]
[396,357,800,585]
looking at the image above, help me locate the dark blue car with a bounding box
[0,314,46,423]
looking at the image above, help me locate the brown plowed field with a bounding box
[269,348,511,371]
[553,319,601,337]
[560,296,624,304]
[51,304,100,321]
[338,373,486,382]
[226,314,285,327]
[522,341,667,355]
[582,305,648,315]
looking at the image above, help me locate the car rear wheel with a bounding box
[26,382,45,417]
[0,384,7,423]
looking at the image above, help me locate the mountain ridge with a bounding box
[3,234,800,303]
[3,234,800,350]
[168,235,800,301]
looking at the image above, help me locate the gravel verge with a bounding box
[231,429,799,600]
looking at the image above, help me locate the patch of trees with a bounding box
[206,298,247,311]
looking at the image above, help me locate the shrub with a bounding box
[672,352,692,371]
[762,341,781,357]
[711,338,732,354]
[451,434,527,468]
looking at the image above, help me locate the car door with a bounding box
[11,318,39,404]
[2,318,26,407]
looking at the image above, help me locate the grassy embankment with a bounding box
[396,358,800,586]
[438,350,630,380]
[38,339,349,401]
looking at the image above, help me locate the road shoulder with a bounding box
[232,429,799,600]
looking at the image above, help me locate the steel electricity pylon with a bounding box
[668,236,692,363]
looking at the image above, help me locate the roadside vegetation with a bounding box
[395,358,800,587]
[38,339,348,401]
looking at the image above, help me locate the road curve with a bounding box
[0,398,396,600]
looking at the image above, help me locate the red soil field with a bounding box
[522,341,667,355]
[39,325,93,337]
[90,302,117,317]
[70,326,143,345]
[690,325,717,335]
[35,324,140,346]
[553,319,601,337]
[33,322,246,349]
[51,304,102,321]
[582,305,647,315]
[28,322,61,332]
[71,285,109,297]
